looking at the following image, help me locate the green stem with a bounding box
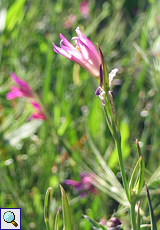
[104,97,130,202]
[131,202,137,230]
[115,134,130,202]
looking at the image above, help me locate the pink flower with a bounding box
[63,14,76,29]
[53,27,101,79]
[6,72,33,100]
[7,73,45,121]
[65,172,98,197]
[28,100,46,121]
[79,1,89,18]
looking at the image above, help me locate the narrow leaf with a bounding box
[5,0,26,31]
[83,215,105,230]
[60,185,71,230]
[145,183,157,230]
[54,207,60,230]
[44,187,52,230]
[136,140,145,196]
[129,155,142,197]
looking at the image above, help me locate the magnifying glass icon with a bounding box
[3,211,18,227]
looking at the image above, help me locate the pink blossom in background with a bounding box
[6,72,33,100]
[63,14,76,29]
[7,73,45,121]
[65,172,98,197]
[53,27,101,79]
[28,100,46,121]
[79,1,89,18]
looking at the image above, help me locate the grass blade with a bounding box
[44,187,52,230]
[83,215,106,230]
[60,185,71,230]
[54,207,60,230]
[145,183,157,230]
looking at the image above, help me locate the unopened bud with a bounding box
[107,217,122,230]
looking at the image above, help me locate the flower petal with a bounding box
[77,39,100,67]
[6,87,27,100]
[30,100,42,112]
[75,27,100,58]
[11,72,32,92]
[60,33,75,49]
[52,43,72,59]
[28,112,45,121]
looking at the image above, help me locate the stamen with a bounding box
[76,46,81,52]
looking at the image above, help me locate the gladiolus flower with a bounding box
[53,27,101,79]
[65,172,98,197]
[6,73,45,121]
[6,72,33,100]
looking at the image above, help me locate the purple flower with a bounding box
[53,27,101,79]
[6,73,45,121]
[65,172,98,197]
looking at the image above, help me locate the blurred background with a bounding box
[0,0,160,229]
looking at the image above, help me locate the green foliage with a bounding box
[83,215,107,230]
[0,0,160,229]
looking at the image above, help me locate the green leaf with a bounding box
[145,183,157,230]
[44,187,52,230]
[129,155,142,198]
[57,115,72,136]
[60,185,71,230]
[5,0,26,31]
[83,215,106,230]
[54,208,60,230]
[136,140,145,196]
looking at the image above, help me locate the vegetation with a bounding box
[0,0,160,229]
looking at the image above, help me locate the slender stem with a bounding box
[104,96,130,201]
[115,134,130,202]
[130,202,137,230]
